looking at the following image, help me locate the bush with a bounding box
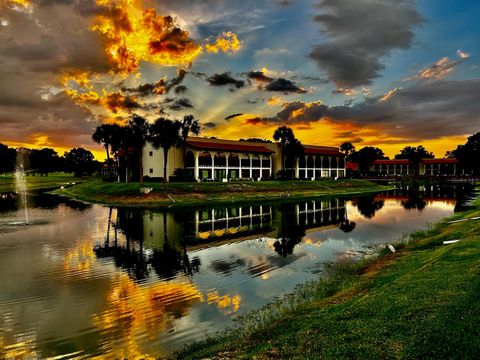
[143,175,164,182]
[169,168,195,182]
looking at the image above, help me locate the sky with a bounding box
[0,0,479,160]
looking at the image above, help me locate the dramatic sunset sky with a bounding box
[1,0,479,160]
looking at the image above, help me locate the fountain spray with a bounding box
[14,154,29,225]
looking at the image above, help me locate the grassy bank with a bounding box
[0,173,91,193]
[51,179,388,207]
[176,191,480,359]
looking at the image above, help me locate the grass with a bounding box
[0,172,91,193]
[175,191,480,359]
[50,178,389,207]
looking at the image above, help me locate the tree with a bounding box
[29,148,61,176]
[148,118,181,183]
[127,115,149,184]
[0,143,16,174]
[395,145,434,166]
[285,138,305,178]
[449,132,480,175]
[64,148,96,176]
[273,126,295,171]
[179,114,201,166]
[92,124,120,175]
[349,147,387,173]
[340,142,355,159]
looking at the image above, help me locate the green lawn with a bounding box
[0,172,91,193]
[176,192,480,359]
[52,178,389,207]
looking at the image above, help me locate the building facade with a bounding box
[369,158,459,176]
[143,137,346,181]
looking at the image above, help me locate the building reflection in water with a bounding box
[94,198,351,280]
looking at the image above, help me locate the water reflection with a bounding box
[0,184,474,358]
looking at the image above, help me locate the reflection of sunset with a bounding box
[63,241,96,273]
[207,291,241,315]
[0,335,37,359]
[92,274,203,358]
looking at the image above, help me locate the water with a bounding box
[0,184,474,358]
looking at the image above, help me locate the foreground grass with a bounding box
[0,172,91,193]
[51,179,389,207]
[176,193,480,359]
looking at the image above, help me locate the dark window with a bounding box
[149,151,153,157]
[149,168,153,174]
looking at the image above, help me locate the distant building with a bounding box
[369,158,460,176]
[143,137,346,181]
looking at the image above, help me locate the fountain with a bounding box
[14,154,29,225]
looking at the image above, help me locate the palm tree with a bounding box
[285,138,304,178]
[273,126,295,171]
[127,114,149,184]
[340,142,355,158]
[148,118,181,183]
[92,124,118,176]
[179,114,201,165]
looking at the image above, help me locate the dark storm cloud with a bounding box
[203,121,218,129]
[245,80,480,140]
[169,98,194,110]
[309,0,423,87]
[174,85,188,94]
[206,72,245,89]
[242,70,307,94]
[123,69,188,96]
[225,113,244,120]
[245,70,274,83]
[265,78,307,93]
[0,1,111,149]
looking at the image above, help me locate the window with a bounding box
[149,151,153,157]
[149,168,153,174]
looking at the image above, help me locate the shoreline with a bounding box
[175,187,480,359]
[50,179,390,208]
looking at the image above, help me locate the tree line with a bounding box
[0,143,99,177]
[339,131,480,175]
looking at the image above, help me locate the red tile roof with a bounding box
[187,140,274,154]
[372,159,411,165]
[303,146,344,156]
[421,158,458,164]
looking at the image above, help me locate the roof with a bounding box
[421,158,458,164]
[372,159,411,165]
[187,140,274,154]
[346,162,359,170]
[303,145,345,157]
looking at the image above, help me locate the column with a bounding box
[248,155,252,179]
[211,153,214,180]
[295,157,300,178]
[194,152,199,181]
[225,154,229,181]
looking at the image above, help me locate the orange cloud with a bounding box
[205,31,242,54]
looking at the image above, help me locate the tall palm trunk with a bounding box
[139,149,144,185]
[163,146,169,183]
[104,144,111,176]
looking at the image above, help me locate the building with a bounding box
[143,137,346,181]
[369,158,460,177]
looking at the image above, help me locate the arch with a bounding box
[214,152,227,167]
[331,157,338,168]
[198,151,212,167]
[261,155,271,168]
[315,155,321,168]
[185,151,195,168]
[307,155,314,168]
[299,156,306,168]
[251,154,261,167]
[322,156,330,168]
[240,154,250,168]
[228,153,240,167]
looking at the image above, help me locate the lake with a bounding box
[0,184,475,358]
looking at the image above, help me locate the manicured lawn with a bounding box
[0,172,91,193]
[176,192,480,359]
[52,179,389,207]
